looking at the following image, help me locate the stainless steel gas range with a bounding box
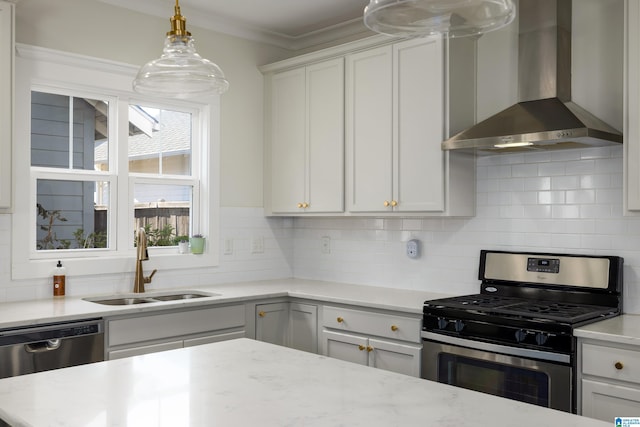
[421,250,623,414]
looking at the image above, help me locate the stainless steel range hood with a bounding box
[442,0,622,153]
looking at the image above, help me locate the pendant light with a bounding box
[133,0,229,99]
[363,0,516,38]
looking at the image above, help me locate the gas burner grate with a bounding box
[425,294,520,310]
[494,301,613,323]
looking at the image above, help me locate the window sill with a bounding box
[11,249,219,280]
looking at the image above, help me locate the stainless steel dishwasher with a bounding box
[0,318,104,379]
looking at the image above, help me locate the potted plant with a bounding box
[189,234,205,254]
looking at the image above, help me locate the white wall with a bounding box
[14,0,293,208]
[0,0,295,299]
[293,146,640,314]
[3,0,636,319]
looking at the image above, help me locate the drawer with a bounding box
[322,306,420,343]
[108,304,245,347]
[582,342,640,384]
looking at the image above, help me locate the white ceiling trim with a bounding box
[97,0,372,51]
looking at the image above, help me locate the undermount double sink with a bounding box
[84,291,219,306]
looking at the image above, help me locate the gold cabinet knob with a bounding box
[391,200,398,207]
[615,361,624,370]
[297,203,303,208]
[258,311,266,318]
[391,325,399,332]
[383,201,390,207]
[302,202,309,208]
[336,317,344,323]
[358,345,366,351]
[366,346,374,352]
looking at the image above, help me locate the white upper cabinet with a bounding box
[0,1,14,210]
[626,0,640,211]
[262,34,475,217]
[345,45,393,212]
[266,57,344,214]
[345,38,448,213]
[346,36,474,215]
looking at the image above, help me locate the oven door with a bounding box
[421,332,572,413]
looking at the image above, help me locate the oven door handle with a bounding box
[421,331,570,364]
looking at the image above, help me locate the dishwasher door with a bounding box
[0,319,104,379]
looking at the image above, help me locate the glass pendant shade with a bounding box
[133,1,229,99]
[363,0,516,38]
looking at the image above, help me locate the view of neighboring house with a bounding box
[34,94,192,249]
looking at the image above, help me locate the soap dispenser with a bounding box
[53,260,66,297]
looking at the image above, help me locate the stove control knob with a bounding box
[535,332,549,346]
[454,320,465,333]
[437,318,449,330]
[515,329,528,343]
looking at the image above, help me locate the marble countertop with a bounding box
[575,314,640,346]
[0,338,610,427]
[0,279,451,329]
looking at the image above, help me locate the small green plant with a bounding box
[136,224,187,247]
[73,228,107,249]
[36,203,70,250]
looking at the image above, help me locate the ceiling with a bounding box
[98,0,372,51]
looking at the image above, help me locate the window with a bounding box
[13,46,220,279]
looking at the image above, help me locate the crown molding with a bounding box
[96,0,371,51]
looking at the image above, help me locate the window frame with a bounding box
[12,44,220,280]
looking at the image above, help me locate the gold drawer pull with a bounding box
[358,345,365,351]
[297,203,303,208]
[391,325,398,332]
[302,202,309,208]
[615,361,624,370]
[258,311,266,318]
[336,317,344,323]
[390,200,397,207]
[366,346,374,352]
[383,201,390,207]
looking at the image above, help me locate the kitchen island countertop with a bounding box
[0,338,610,427]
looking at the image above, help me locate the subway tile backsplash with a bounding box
[293,145,640,314]
[0,145,638,314]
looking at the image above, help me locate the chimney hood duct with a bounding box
[442,0,622,153]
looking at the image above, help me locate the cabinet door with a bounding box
[393,37,445,212]
[346,45,393,212]
[0,1,13,209]
[322,329,369,366]
[289,302,318,353]
[582,379,640,421]
[368,338,421,377]
[270,68,306,213]
[627,0,640,210]
[256,302,289,346]
[306,58,344,213]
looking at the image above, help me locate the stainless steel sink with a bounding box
[151,293,210,301]
[90,297,157,306]
[84,291,218,306]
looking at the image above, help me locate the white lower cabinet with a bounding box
[321,305,422,377]
[322,330,421,376]
[578,338,640,420]
[255,301,318,353]
[106,305,246,360]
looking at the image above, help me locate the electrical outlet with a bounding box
[321,236,331,254]
[407,239,420,259]
[251,236,264,254]
[223,238,234,255]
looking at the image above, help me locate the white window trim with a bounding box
[12,44,220,280]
